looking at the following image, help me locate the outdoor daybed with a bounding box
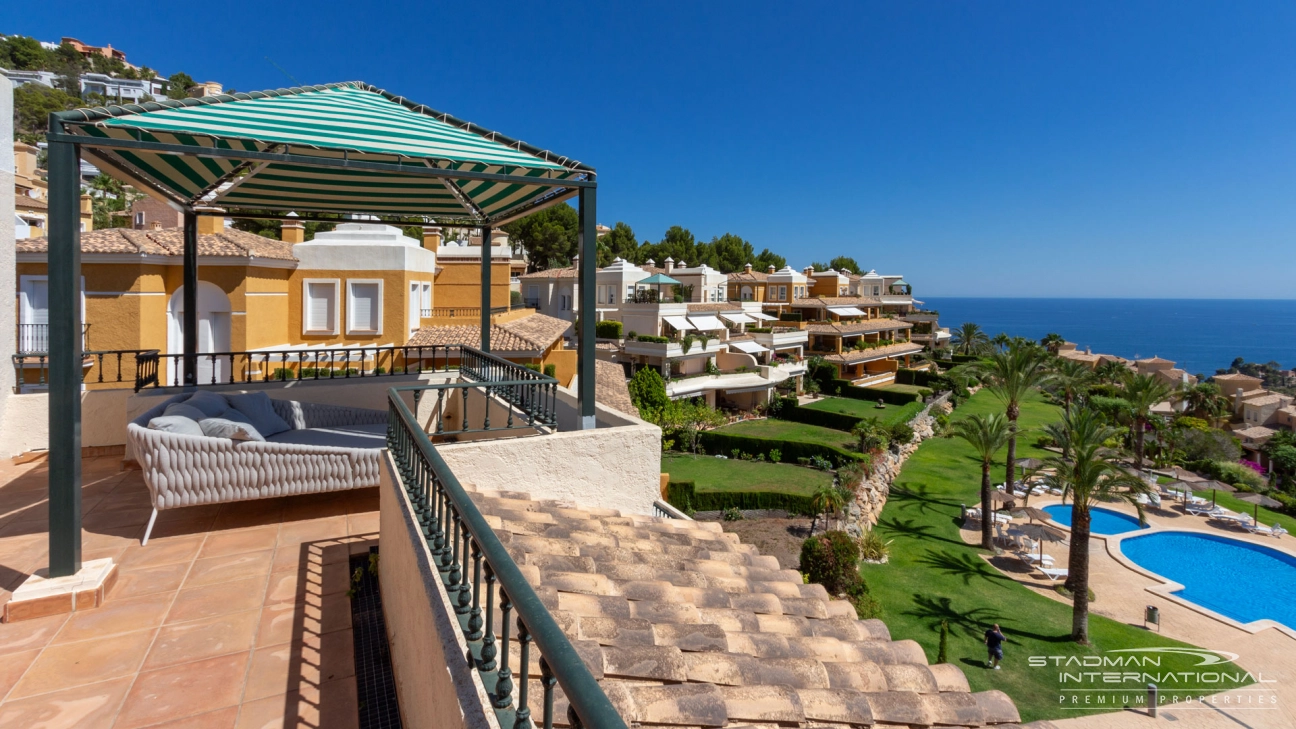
[126,390,388,544]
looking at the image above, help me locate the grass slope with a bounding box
[862,390,1250,722]
[801,397,925,427]
[662,453,832,496]
[712,418,858,451]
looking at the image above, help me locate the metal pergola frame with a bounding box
[44,86,598,578]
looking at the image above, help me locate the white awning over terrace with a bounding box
[687,316,727,331]
[728,340,769,355]
[719,313,756,325]
[663,316,695,331]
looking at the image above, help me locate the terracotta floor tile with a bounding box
[270,543,316,574]
[302,591,352,636]
[118,534,206,571]
[232,678,358,729]
[211,503,285,533]
[144,609,259,670]
[52,592,173,644]
[276,517,348,549]
[82,527,142,552]
[110,561,191,599]
[264,569,306,606]
[0,648,40,701]
[0,613,68,656]
[242,631,353,701]
[0,675,133,728]
[146,515,220,543]
[198,526,280,560]
[254,603,301,648]
[345,511,378,536]
[81,506,152,531]
[114,652,250,729]
[9,628,154,699]
[183,550,274,589]
[137,705,240,729]
[281,494,349,522]
[167,577,267,624]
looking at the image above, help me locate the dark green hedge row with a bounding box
[697,431,863,467]
[776,402,867,432]
[666,480,816,516]
[826,380,923,406]
[895,367,943,387]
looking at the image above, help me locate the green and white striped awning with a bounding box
[61,82,592,225]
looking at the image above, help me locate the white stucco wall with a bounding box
[437,393,662,515]
[0,77,15,437]
[292,223,437,274]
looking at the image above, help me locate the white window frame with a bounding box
[560,294,573,311]
[421,282,432,317]
[133,211,145,227]
[302,278,340,336]
[346,279,384,336]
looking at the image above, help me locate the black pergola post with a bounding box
[46,120,83,578]
[182,212,198,385]
[577,186,597,429]
[480,225,492,352]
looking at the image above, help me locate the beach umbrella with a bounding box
[1237,493,1282,523]
[1162,480,1194,503]
[1015,522,1069,563]
[1165,466,1206,483]
[1197,480,1236,508]
[1019,506,1051,524]
[1016,457,1045,485]
[990,490,1015,508]
[636,273,682,300]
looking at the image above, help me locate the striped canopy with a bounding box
[62,82,592,225]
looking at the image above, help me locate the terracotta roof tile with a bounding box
[15,196,47,211]
[463,484,1022,728]
[405,312,570,352]
[791,296,883,307]
[16,226,297,260]
[519,266,577,279]
[806,320,912,335]
[822,342,924,365]
[596,360,639,418]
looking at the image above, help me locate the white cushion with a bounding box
[199,417,265,442]
[148,415,205,437]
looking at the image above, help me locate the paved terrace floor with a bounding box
[0,456,376,729]
[962,498,1296,729]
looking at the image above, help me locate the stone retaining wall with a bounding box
[843,393,953,537]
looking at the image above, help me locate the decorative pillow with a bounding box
[221,408,254,425]
[147,415,205,437]
[163,402,207,422]
[198,417,265,442]
[225,391,292,437]
[184,391,230,418]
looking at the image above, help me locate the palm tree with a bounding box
[810,484,846,534]
[1094,360,1127,385]
[1049,359,1096,420]
[951,413,1012,549]
[1040,332,1066,353]
[1122,372,1173,469]
[973,343,1054,492]
[951,322,989,357]
[1185,383,1231,426]
[991,332,1012,352]
[1042,408,1148,644]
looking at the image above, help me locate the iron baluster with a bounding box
[456,516,472,615]
[480,567,498,671]
[467,541,484,641]
[514,617,532,729]
[494,590,514,709]
[447,511,464,609]
[540,657,557,729]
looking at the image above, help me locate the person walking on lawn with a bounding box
[984,624,1006,669]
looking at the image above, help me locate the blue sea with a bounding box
[921,298,1296,377]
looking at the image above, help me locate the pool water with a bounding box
[1120,532,1296,629]
[1044,504,1147,535]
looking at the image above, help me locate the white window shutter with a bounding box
[306,283,334,331]
[350,283,380,332]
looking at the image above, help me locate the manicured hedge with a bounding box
[666,480,816,516]
[697,431,863,468]
[776,403,866,432]
[595,320,623,339]
[895,367,943,388]
[825,380,923,406]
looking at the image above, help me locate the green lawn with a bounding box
[801,397,925,427]
[662,453,832,496]
[862,390,1250,722]
[712,418,858,451]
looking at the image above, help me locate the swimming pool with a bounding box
[1120,531,1296,629]
[1044,504,1147,535]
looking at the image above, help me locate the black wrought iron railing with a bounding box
[11,348,152,394]
[133,344,465,392]
[387,385,626,729]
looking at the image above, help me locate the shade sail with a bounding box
[748,312,777,321]
[62,83,591,224]
[687,316,727,331]
[828,306,867,317]
[663,316,694,331]
[729,340,768,355]
[719,312,756,325]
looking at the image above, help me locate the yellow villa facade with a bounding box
[14,218,570,388]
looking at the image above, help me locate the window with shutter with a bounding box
[348,281,382,334]
[304,281,337,334]
[421,283,432,316]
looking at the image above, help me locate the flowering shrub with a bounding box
[1240,459,1267,475]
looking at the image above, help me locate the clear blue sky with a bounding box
[13,2,1296,297]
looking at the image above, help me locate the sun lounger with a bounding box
[1020,553,1055,567]
[1038,567,1069,582]
[1185,503,1222,517]
[1244,522,1289,538]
